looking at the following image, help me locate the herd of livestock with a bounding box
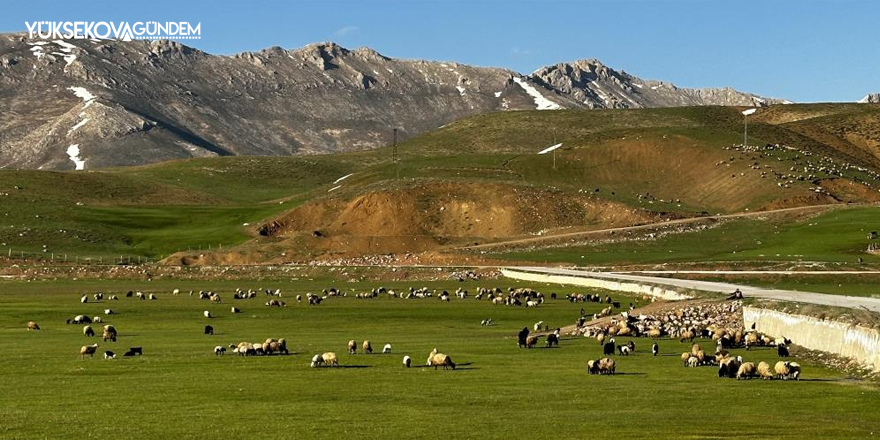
[22,285,801,380]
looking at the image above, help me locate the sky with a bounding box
[2,0,878,102]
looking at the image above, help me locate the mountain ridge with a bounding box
[0,33,785,170]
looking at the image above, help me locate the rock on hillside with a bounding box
[860,93,880,104]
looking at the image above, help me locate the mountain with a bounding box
[0,33,783,170]
[860,93,880,104]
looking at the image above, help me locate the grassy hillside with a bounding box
[3,104,880,262]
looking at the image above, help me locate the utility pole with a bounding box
[742,108,756,146]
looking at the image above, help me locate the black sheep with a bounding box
[603,341,615,356]
[652,342,659,356]
[546,334,559,348]
[627,341,635,352]
[777,344,789,357]
[204,325,214,336]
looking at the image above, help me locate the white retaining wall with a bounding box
[743,306,880,371]
[500,269,692,301]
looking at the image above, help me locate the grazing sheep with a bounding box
[618,345,631,356]
[204,325,214,335]
[92,316,103,323]
[691,343,702,357]
[231,307,241,314]
[348,340,357,355]
[363,340,373,354]
[102,325,117,342]
[72,315,92,324]
[774,361,790,379]
[687,356,699,368]
[80,343,99,359]
[737,362,757,380]
[757,361,773,380]
[149,293,157,300]
[597,357,616,375]
[103,351,116,360]
[788,362,801,380]
[83,325,95,337]
[383,344,392,354]
[719,357,741,379]
[587,359,600,375]
[652,342,659,356]
[430,353,456,370]
[403,355,412,368]
[546,334,559,348]
[681,352,692,367]
[123,346,143,356]
[426,348,438,366]
[648,328,662,339]
[136,292,145,300]
[777,344,790,357]
[679,330,695,343]
[526,335,539,349]
[214,346,226,355]
[104,309,114,315]
[311,352,338,367]
[203,311,212,318]
[81,295,88,304]
[533,321,544,332]
[596,334,606,345]
[695,350,707,365]
[603,341,615,356]
[26,321,40,331]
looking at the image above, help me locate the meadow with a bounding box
[1,277,878,440]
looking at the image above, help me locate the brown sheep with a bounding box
[775,361,790,380]
[526,335,538,349]
[679,330,695,343]
[80,343,98,359]
[363,340,372,354]
[102,325,117,342]
[691,343,702,357]
[26,321,40,331]
[736,362,757,380]
[430,353,456,370]
[348,339,357,355]
[597,357,616,375]
[681,352,692,367]
[757,361,773,380]
[597,334,606,345]
[647,328,662,339]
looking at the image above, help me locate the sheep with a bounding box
[737,362,757,380]
[102,325,117,342]
[695,350,707,365]
[214,346,226,355]
[648,328,662,339]
[348,340,357,355]
[757,361,773,380]
[719,357,741,379]
[26,321,40,331]
[430,353,456,370]
[311,352,338,367]
[534,321,544,331]
[427,348,438,366]
[679,330,695,343]
[103,351,116,360]
[403,355,412,368]
[72,315,91,324]
[108,295,118,301]
[587,359,600,375]
[231,307,241,314]
[603,341,615,356]
[94,293,103,301]
[383,344,392,354]
[173,289,180,295]
[136,292,145,300]
[83,325,95,337]
[627,340,635,352]
[204,325,214,336]
[788,362,801,380]
[92,316,103,323]
[149,293,157,300]
[596,334,606,345]
[598,357,616,375]
[203,311,212,318]
[80,343,98,359]
[104,309,114,315]
[617,345,631,356]
[777,344,789,357]
[363,340,373,354]
[681,352,692,367]
[687,356,699,367]
[691,343,702,357]
[546,333,559,348]
[652,342,659,356]
[526,335,539,349]
[81,295,88,304]
[774,361,790,380]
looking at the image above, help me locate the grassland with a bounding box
[3,104,880,263]
[491,205,880,266]
[1,277,877,440]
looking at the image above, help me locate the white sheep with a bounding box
[104,309,114,315]
[403,355,411,368]
[80,295,88,304]
[203,311,212,318]
[231,307,241,314]
[149,293,157,300]
[103,351,116,360]
[383,344,392,354]
[214,346,226,355]
[534,321,544,331]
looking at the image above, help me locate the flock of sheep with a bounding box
[23,284,805,382]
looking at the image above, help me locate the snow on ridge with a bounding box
[512,77,562,110]
[68,118,90,135]
[494,91,502,98]
[456,85,466,96]
[52,40,77,52]
[66,144,85,170]
[67,87,96,108]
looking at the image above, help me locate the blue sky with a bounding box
[3,0,877,102]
